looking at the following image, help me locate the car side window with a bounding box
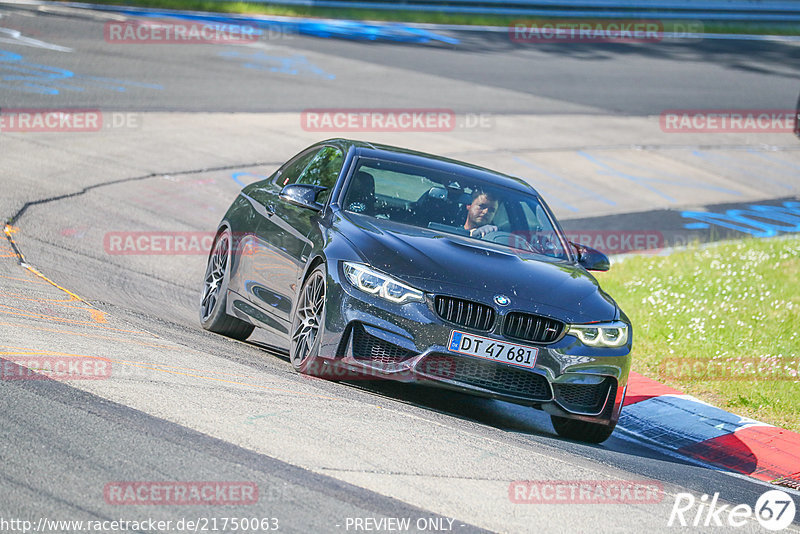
[276,148,320,187]
[492,202,509,230]
[518,199,568,259]
[295,146,344,204]
[519,201,543,231]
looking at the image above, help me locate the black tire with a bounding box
[290,265,327,376]
[199,228,254,341]
[550,415,616,444]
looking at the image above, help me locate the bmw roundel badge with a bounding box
[494,295,510,306]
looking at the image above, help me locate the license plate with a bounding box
[447,330,539,369]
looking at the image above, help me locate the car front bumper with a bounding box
[317,265,631,426]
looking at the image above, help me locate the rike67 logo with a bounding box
[668,489,796,531]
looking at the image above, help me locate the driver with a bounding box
[464,189,499,238]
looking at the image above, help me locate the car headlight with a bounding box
[342,262,424,304]
[568,321,629,348]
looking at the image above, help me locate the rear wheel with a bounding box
[550,415,615,444]
[199,228,254,340]
[290,265,327,376]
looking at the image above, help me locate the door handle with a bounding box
[265,204,276,217]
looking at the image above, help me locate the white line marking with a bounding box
[0,27,73,51]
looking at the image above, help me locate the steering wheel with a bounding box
[481,230,536,252]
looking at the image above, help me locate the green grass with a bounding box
[600,235,800,432]
[62,0,800,36]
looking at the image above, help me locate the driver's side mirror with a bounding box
[571,242,610,272]
[280,184,327,211]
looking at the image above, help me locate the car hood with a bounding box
[336,214,618,323]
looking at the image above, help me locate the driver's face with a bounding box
[466,194,498,229]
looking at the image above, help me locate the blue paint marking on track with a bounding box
[513,156,617,210]
[38,2,800,41]
[219,51,335,80]
[0,49,163,95]
[691,150,796,191]
[577,151,677,203]
[681,200,800,237]
[231,172,271,187]
[747,149,800,173]
[683,222,711,229]
[90,8,459,45]
[507,173,579,212]
[595,152,743,197]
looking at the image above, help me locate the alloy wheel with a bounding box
[200,232,230,322]
[291,269,325,368]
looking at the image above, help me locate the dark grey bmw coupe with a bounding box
[200,139,632,443]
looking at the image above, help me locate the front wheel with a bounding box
[550,415,616,444]
[199,228,254,340]
[290,265,327,375]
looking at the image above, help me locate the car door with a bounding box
[234,148,320,335]
[242,146,344,333]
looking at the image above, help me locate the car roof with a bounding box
[315,138,539,196]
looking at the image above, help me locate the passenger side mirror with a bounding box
[280,184,327,211]
[571,242,610,272]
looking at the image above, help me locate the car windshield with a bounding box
[341,157,569,260]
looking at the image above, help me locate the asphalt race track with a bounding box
[1,2,800,532]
